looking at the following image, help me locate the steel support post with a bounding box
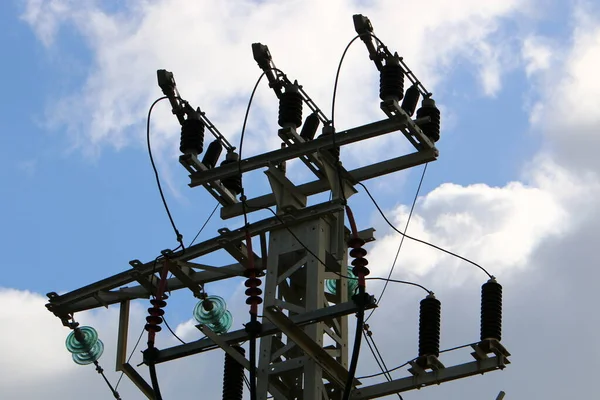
[257,211,349,400]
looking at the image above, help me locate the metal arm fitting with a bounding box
[156,69,235,151]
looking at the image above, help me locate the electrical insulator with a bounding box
[401,83,420,116]
[317,124,340,160]
[348,237,370,282]
[244,275,263,308]
[300,112,320,141]
[65,326,105,365]
[180,114,205,155]
[379,53,404,101]
[325,266,358,300]
[278,81,303,128]
[202,139,223,169]
[193,295,233,334]
[416,97,441,142]
[222,346,245,400]
[145,297,167,334]
[480,278,502,342]
[220,151,242,195]
[418,294,441,359]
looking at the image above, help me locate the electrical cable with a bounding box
[365,163,428,323]
[362,330,402,400]
[93,360,122,399]
[358,181,494,278]
[115,326,146,390]
[147,96,185,252]
[163,316,186,345]
[357,341,478,380]
[148,362,163,400]
[189,202,219,247]
[343,285,365,400]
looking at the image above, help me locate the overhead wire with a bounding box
[115,326,146,390]
[189,202,219,247]
[357,181,493,278]
[163,316,186,345]
[362,328,403,400]
[146,96,185,252]
[365,163,428,323]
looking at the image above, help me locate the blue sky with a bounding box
[2,0,600,399]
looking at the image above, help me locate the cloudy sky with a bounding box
[2,0,599,398]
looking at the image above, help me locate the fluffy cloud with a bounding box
[14,0,600,399]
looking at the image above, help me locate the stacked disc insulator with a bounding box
[194,295,233,334]
[65,326,104,365]
[278,81,303,128]
[416,98,441,142]
[220,151,242,195]
[379,53,404,101]
[145,297,167,334]
[325,266,358,300]
[180,117,205,155]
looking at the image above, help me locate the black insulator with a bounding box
[180,117,205,155]
[401,84,420,116]
[300,112,320,141]
[379,53,404,101]
[317,125,340,160]
[278,81,303,128]
[419,295,441,358]
[145,298,167,333]
[202,140,223,169]
[222,346,246,400]
[348,237,370,279]
[220,152,242,195]
[480,279,502,341]
[416,98,441,142]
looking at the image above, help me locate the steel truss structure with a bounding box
[46,14,510,400]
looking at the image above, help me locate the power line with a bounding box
[366,163,428,322]
[115,326,146,390]
[358,181,494,279]
[362,328,403,400]
[163,316,186,345]
[146,96,185,251]
[189,202,219,247]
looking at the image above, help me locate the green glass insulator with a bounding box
[193,296,233,334]
[325,267,358,299]
[72,339,104,365]
[65,326,99,354]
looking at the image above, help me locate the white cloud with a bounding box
[522,36,553,76]
[21,0,533,163]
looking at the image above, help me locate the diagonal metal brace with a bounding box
[198,325,251,370]
[263,305,360,389]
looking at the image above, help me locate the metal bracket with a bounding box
[198,325,251,370]
[263,306,360,389]
[265,164,307,212]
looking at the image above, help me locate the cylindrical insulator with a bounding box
[222,346,246,400]
[348,237,370,279]
[278,81,303,128]
[300,112,320,141]
[317,125,340,160]
[480,279,502,341]
[220,152,242,195]
[416,98,441,142]
[145,298,167,333]
[419,294,441,358]
[202,139,223,169]
[379,53,404,101]
[401,84,420,116]
[193,295,233,334]
[180,118,205,155]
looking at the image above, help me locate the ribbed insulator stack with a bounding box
[180,117,205,155]
[379,53,404,101]
[244,274,263,310]
[220,151,242,195]
[480,278,502,342]
[418,294,441,359]
[65,326,105,365]
[145,297,167,334]
[193,295,233,334]
[300,112,320,141]
[278,81,303,128]
[416,98,441,142]
[348,237,370,284]
[317,124,340,160]
[202,139,223,169]
[401,84,420,116]
[222,346,245,400]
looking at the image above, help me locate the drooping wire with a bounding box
[147,96,185,252]
[357,341,478,380]
[189,202,219,247]
[358,181,494,278]
[163,316,186,345]
[115,326,146,390]
[362,328,403,400]
[366,163,428,323]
